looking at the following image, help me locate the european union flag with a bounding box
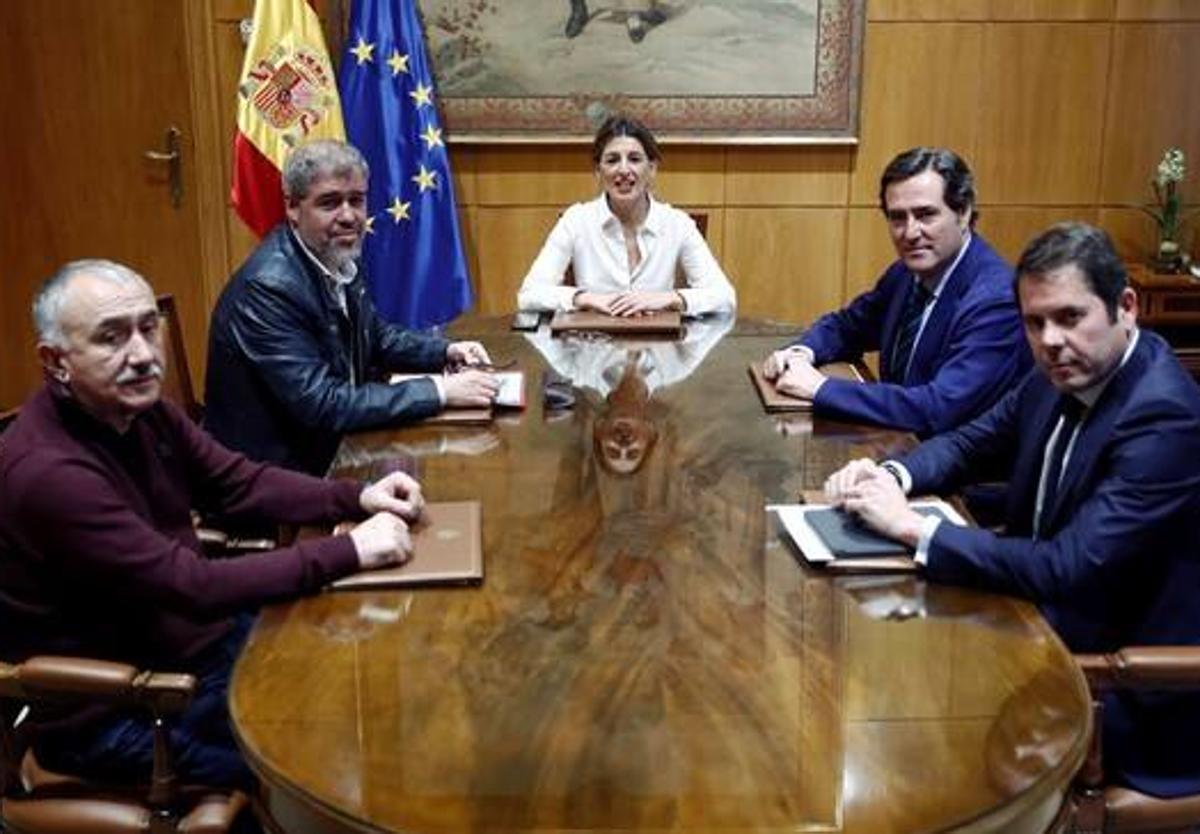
[338,0,473,328]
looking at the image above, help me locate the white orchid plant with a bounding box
[1143,148,1196,245]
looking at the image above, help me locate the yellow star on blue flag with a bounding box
[350,36,375,65]
[386,196,411,223]
[338,0,472,328]
[387,50,409,76]
[412,165,437,192]
[409,82,433,108]
[420,124,443,149]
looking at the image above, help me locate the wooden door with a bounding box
[0,1,206,409]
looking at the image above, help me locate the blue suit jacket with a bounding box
[797,235,1030,435]
[900,331,1200,797]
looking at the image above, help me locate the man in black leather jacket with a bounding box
[205,140,498,476]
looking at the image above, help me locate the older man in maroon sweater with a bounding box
[0,259,422,799]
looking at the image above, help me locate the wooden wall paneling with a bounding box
[849,23,985,205]
[844,208,900,302]
[1100,23,1200,204]
[473,207,562,314]
[474,146,596,207]
[723,209,847,326]
[976,23,1111,204]
[448,144,477,205]
[679,206,726,262]
[654,146,726,206]
[212,0,253,17]
[1097,206,1197,264]
[213,14,249,199]
[976,206,1100,263]
[725,147,851,206]
[183,0,234,380]
[987,0,1114,20]
[458,204,481,302]
[225,209,261,283]
[0,4,32,407]
[1116,0,1200,20]
[867,0,989,22]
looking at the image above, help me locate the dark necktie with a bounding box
[889,281,933,382]
[1038,395,1086,536]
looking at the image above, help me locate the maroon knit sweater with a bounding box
[0,385,364,670]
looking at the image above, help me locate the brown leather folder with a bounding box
[549,309,683,337]
[329,501,483,590]
[748,361,864,412]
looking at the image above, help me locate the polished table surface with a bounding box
[230,318,1090,834]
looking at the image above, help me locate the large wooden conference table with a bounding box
[230,317,1090,834]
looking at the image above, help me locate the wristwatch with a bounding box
[879,461,906,491]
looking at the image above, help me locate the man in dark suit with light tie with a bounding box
[763,147,1030,435]
[824,222,1200,798]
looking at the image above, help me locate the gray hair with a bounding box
[282,140,369,200]
[33,259,152,347]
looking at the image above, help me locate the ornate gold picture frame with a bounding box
[420,0,864,143]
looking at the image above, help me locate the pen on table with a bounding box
[453,359,517,373]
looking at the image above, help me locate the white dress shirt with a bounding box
[517,194,737,316]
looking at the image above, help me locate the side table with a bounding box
[1127,264,1200,379]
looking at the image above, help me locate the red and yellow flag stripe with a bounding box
[231,0,346,237]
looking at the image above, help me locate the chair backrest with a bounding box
[562,211,709,289]
[156,294,202,423]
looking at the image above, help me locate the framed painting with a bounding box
[418,0,864,143]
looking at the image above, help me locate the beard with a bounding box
[317,238,363,274]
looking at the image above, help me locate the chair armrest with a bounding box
[1076,646,1200,693]
[1,657,195,715]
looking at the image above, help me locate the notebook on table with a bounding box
[329,501,483,590]
[773,498,965,573]
[748,362,864,413]
[549,310,683,337]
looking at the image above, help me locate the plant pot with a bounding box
[1154,238,1184,274]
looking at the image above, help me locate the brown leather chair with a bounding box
[0,656,248,833]
[155,295,203,425]
[155,295,276,556]
[1066,647,1200,833]
[0,408,19,432]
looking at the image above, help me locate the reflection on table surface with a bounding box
[231,317,1090,834]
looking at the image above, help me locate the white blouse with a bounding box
[516,194,737,316]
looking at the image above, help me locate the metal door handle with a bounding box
[144,126,182,208]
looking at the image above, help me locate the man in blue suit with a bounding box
[825,222,1200,798]
[763,147,1030,435]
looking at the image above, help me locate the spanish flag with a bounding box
[231,0,346,237]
